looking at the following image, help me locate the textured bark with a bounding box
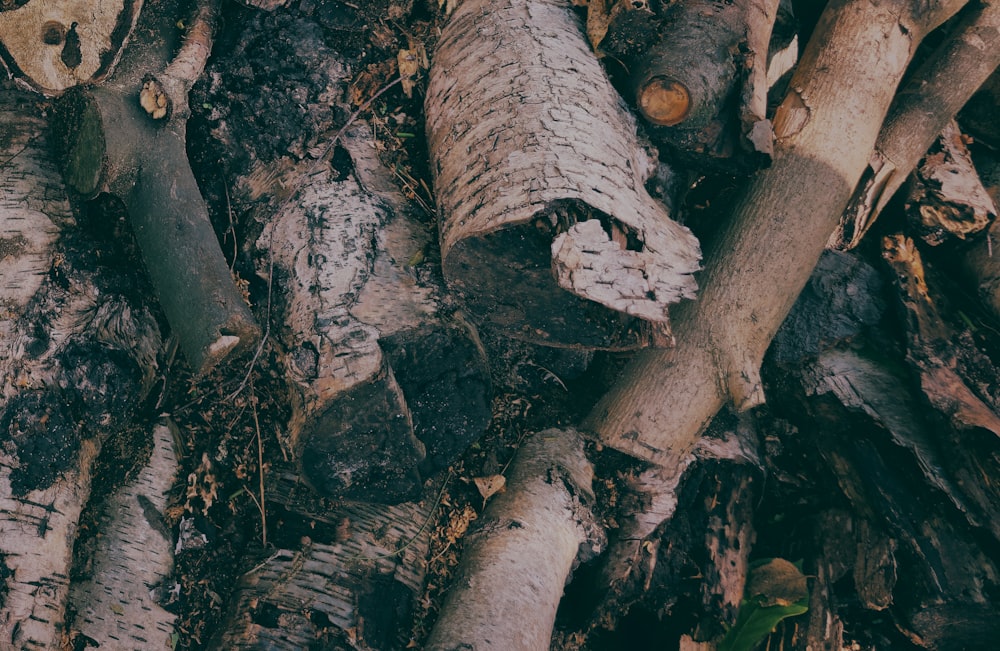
[1,84,162,651]
[426,0,701,350]
[905,121,996,246]
[426,429,604,651]
[586,0,968,466]
[210,480,434,650]
[587,417,761,645]
[830,0,1000,250]
[252,126,490,502]
[632,0,780,164]
[66,419,181,649]
[51,0,261,374]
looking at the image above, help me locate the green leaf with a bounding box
[718,598,809,651]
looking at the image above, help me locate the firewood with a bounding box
[426,0,701,350]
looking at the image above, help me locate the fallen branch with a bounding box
[830,0,1000,250]
[426,0,701,350]
[426,429,604,651]
[51,0,261,374]
[586,0,968,466]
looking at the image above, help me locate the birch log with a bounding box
[209,480,434,650]
[1,83,161,651]
[66,419,181,649]
[426,429,604,651]
[586,0,969,466]
[426,0,701,350]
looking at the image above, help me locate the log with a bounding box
[0,82,162,650]
[425,0,701,350]
[209,469,436,650]
[904,121,997,246]
[49,0,261,375]
[830,0,1000,250]
[585,0,968,466]
[630,0,780,165]
[66,419,181,649]
[426,428,604,651]
[197,9,491,502]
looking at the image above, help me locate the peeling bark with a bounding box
[586,0,968,466]
[904,121,996,246]
[426,0,701,350]
[830,0,1000,250]
[426,429,604,651]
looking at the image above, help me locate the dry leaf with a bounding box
[397,42,428,99]
[473,474,506,502]
[747,558,809,607]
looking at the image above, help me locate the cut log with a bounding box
[904,121,997,246]
[49,0,261,375]
[1,83,162,650]
[195,9,491,502]
[830,0,1000,250]
[426,428,604,651]
[66,419,181,649]
[425,0,701,350]
[630,0,780,165]
[585,0,968,466]
[208,472,436,650]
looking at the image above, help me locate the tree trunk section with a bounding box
[586,0,968,466]
[426,428,604,651]
[426,0,701,350]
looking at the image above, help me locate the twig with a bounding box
[250,377,268,547]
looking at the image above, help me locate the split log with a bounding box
[585,0,968,466]
[1,83,162,650]
[66,419,181,649]
[425,0,701,350]
[49,0,261,374]
[630,0,781,166]
[830,0,1000,250]
[426,428,604,651]
[209,470,436,650]
[904,121,996,246]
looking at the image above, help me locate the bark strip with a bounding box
[426,0,700,350]
[586,0,968,466]
[426,428,604,651]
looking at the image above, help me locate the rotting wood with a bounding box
[426,0,701,350]
[585,0,969,467]
[905,121,997,246]
[631,0,780,165]
[66,419,181,649]
[1,83,162,650]
[209,470,435,650]
[49,0,261,375]
[830,0,1000,250]
[426,429,604,651]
